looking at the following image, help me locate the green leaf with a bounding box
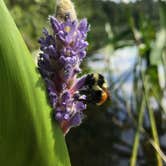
[130,98,145,166]
[0,1,70,166]
[142,73,163,166]
[150,1,166,65]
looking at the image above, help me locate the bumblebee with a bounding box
[79,73,109,105]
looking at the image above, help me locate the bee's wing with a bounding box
[56,0,77,21]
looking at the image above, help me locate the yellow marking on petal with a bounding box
[66,50,71,56]
[64,26,71,33]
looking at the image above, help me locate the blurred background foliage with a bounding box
[4,0,166,165]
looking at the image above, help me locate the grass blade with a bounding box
[130,98,145,166]
[142,74,163,166]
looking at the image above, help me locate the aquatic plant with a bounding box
[38,15,89,134]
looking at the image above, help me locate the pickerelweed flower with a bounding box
[38,14,109,135]
[38,15,90,134]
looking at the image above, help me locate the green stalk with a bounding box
[130,98,145,166]
[143,76,163,166]
[146,102,163,166]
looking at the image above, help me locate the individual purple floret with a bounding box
[38,15,89,134]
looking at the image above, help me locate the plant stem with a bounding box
[130,97,145,166]
[142,74,163,166]
[146,101,163,166]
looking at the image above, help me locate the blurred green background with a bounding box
[4,0,166,165]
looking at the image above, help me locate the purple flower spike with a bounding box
[38,15,90,135]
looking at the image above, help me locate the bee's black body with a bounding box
[78,73,108,105]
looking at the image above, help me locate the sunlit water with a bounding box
[88,45,138,98]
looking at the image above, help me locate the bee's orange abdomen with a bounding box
[97,90,108,106]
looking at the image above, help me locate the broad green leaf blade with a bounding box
[0,1,70,166]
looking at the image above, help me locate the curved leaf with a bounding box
[0,0,70,166]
